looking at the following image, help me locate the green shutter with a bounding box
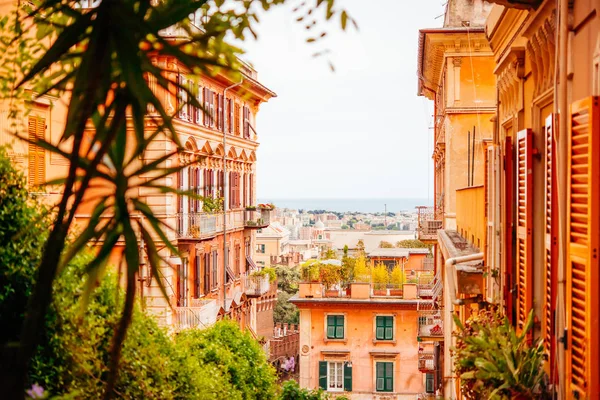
[385,362,393,392]
[343,363,352,392]
[319,361,327,390]
[426,372,434,393]
[327,315,345,339]
[376,316,394,340]
[376,362,393,392]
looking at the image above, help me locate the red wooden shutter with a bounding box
[515,128,533,333]
[566,97,600,398]
[195,83,203,124]
[188,168,195,213]
[196,168,202,211]
[542,114,557,380]
[228,99,233,133]
[177,169,184,213]
[235,103,241,135]
[484,144,498,303]
[503,137,514,324]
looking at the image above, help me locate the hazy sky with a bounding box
[242,0,445,200]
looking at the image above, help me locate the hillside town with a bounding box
[1,0,600,399]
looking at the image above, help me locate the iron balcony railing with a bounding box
[418,311,444,339]
[245,274,271,297]
[173,299,218,331]
[177,213,217,238]
[422,257,435,271]
[416,206,443,242]
[418,351,435,372]
[244,209,271,228]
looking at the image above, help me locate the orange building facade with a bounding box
[0,2,277,337]
[291,281,443,399]
[417,0,600,399]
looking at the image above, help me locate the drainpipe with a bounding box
[556,0,569,397]
[222,78,244,313]
[445,252,484,306]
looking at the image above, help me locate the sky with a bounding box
[241,0,445,200]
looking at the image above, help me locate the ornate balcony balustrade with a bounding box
[417,311,444,341]
[172,299,217,331]
[418,351,435,372]
[244,209,271,229]
[244,274,271,297]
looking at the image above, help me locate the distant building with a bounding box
[367,248,433,273]
[254,223,290,267]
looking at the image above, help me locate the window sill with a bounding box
[324,338,347,344]
[372,339,396,344]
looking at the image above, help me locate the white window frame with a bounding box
[326,361,344,392]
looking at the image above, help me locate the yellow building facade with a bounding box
[417,0,600,399]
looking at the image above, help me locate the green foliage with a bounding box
[321,249,337,260]
[389,264,406,287]
[274,265,300,293]
[274,291,299,325]
[379,240,393,248]
[176,321,278,400]
[0,147,48,345]
[279,380,328,400]
[300,260,320,282]
[318,264,341,289]
[371,263,389,290]
[202,196,224,213]
[452,308,549,400]
[252,266,277,283]
[352,254,370,283]
[396,239,429,249]
[341,225,349,229]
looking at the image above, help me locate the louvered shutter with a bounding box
[542,114,557,380]
[187,79,195,121]
[243,106,249,138]
[178,75,188,120]
[177,170,184,213]
[188,167,195,213]
[228,99,233,133]
[249,173,254,205]
[485,145,498,303]
[195,168,202,212]
[28,116,45,187]
[195,83,203,124]
[210,91,216,128]
[515,129,533,333]
[318,361,327,390]
[566,97,600,398]
[235,103,240,135]
[203,88,209,126]
[503,137,514,324]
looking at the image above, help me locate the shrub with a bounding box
[452,308,549,400]
[372,263,389,290]
[279,380,328,400]
[389,264,405,287]
[379,240,393,248]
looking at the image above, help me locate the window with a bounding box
[319,361,352,392]
[28,115,46,187]
[375,316,394,340]
[256,244,265,254]
[326,315,344,339]
[178,258,188,307]
[425,372,434,393]
[211,250,218,289]
[235,245,241,276]
[194,251,201,298]
[203,252,210,294]
[234,103,240,135]
[328,361,343,392]
[375,362,393,392]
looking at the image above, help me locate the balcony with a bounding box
[172,299,218,331]
[418,351,435,372]
[416,206,442,243]
[417,269,442,300]
[297,282,419,300]
[244,209,271,229]
[422,257,434,271]
[244,274,271,297]
[177,213,217,239]
[417,311,444,341]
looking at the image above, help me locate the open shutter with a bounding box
[343,362,352,391]
[542,114,558,380]
[235,103,241,135]
[28,116,45,187]
[515,129,533,333]
[228,98,233,133]
[566,97,600,398]
[203,88,209,126]
[195,83,203,124]
[484,144,499,303]
[503,137,514,324]
[318,361,327,390]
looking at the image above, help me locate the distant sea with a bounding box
[257,198,431,214]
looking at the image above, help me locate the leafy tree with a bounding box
[396,239,429,249]
[321,249,337,260]
[275,265,300,293]
[353,254,370,283]
[379,240,393,248]
[274,292,299,325]
[356,239,365,252]
[3,1,355,397]
[279,380,327,400]
[371,263,389,290]
[389,263,406,288]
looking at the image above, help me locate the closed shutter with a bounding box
[542,114,557,380]
[515,129,533,333]
[203,88,209,126]
[178,75,188,120]
[228,98,233,133]
[188,78,195,121]
[194,250,201,298]
[28,116,45,187]
[318,361,327,390]
[195,168,202,212]
[566,96,600,398]
[343,362,352,391]
[204,252,210,294]
[504,137,514,324]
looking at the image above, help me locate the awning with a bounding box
[246,255,257,270]
[226,266,236,281]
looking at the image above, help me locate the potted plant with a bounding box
[320,264,342,297]
[245,205,257,211]
[188,225,201,238]
[389,264,404,296]
[372,263,389,296]
[257,203,275,211]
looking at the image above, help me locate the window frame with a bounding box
[374,315,395,341]
[325,314,346,341]
[326,361,344,392]
[375,361,394,393]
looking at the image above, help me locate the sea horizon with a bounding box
[257,198,432,214]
